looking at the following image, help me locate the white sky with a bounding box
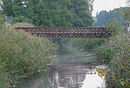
[92,0,127,16]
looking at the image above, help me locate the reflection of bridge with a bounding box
[15,27,112,38]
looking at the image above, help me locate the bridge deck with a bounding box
[15,27,112,38]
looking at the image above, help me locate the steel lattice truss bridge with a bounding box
[15,27,113,38]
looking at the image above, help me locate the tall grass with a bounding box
[97,33,130,88]
[96,19,130,87]
[0,23,56,87]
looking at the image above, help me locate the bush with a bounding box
[106,18,123,35]
[0,62,9,88]
[11,16,33,24]
[96,19,124,63]
[96,18,130,87]
[70,38,105,50]
[0,14,6,27]
[0,24,56,87]
[97,33,130,88]
[96,40,115,63]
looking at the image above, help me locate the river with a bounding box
[15,48,106,88]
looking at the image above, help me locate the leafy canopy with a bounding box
[2,0,94,27]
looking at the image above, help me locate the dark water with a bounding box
[15,49,105,88]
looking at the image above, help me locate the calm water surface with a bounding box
[16,50,106,88]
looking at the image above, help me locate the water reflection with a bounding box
[16,62,105,88]
[16,51,105,88]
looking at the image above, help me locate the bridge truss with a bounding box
[15,27,112,38]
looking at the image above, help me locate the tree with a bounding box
[69,0,93,27]
[2,0,93,27]
[93,9,124,27]
[120,0,130,22]
[2,0,14,16]
[0,14,6,27]
[11,16,33,23]
[121,7,130,21]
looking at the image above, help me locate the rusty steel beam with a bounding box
[15,27,112,38]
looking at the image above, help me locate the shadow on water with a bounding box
[15,47,105,88]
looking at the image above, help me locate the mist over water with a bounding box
[16,45,105,88]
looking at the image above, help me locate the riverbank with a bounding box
[68,20,130,87]
[96,33,130,88]
[0,23,56,87]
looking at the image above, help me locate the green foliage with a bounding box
[94,6,130,27]
[96,41,115,64]
[2,0,93,27]
[1,0,14,16]
[70,38,105,50]
[69,0,93,27]
[93,9,124,27]
[0,14,6,27]
[103,33,130,88]
[0,62,9,88]
[96,20,123,63]
[11,16,33,23]
[96,7,130,87]
[121,7,130,21]
[0,24,56,87]
[106,18,123,35]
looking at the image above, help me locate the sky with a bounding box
[92,0,127,16]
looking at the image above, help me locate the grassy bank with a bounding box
[95,20,130,87]
[0,23,56,87]
[97,33,130,88]
[70,20,129,87]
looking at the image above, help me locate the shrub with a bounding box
[96,40,115,64]
[0,24,56,87]
[106,18,123,35]
[11,16,33,24]
[0,62,9,88]
[106,33,130,88]
[96,18,129,87]
[96,19,124,63]
[70,38,105,50]
[97,33,130,88]
[0,14,6,27]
